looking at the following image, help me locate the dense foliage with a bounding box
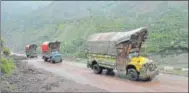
[0,57,15,75]
[3,47,11,56]
[1,1,188,57]
[0,38,15,75]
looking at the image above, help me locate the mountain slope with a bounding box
[1,1,188,56]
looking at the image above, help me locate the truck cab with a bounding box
[50,51,62,63]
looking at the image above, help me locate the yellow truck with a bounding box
[86,27,159,81]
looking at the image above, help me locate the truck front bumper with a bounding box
[139,67,159,80]
[52,56,62,63]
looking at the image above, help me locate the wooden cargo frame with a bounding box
[86,27,148,56]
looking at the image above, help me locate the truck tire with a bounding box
[44,58,48,62]
[106,69,115,75]
[52,60,56,64]
[126,68,139,81]
[93,64,102,74]
[60,59,62,63]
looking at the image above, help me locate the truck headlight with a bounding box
[142,63,148,69]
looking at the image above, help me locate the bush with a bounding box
[3,47,11,56]
[0,57,15,75]
[73,52,86,58]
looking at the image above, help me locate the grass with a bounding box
[0,57,16,76]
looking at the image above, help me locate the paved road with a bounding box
[14,53,188,92]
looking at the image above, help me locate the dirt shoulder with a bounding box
[1,55,107,92]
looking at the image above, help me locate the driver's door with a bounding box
[116,47,126,71]
[116,43,131,71]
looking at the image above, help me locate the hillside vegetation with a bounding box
[0,38,15,75]
[1,1,188,57]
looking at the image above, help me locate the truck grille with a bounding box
[147,62,157,71]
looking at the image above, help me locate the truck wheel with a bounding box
[106,69,115,76]
[127,68,139,81]
[60,59,62,62]
[52,60,56,64]
[44,58,48,62]
[93,64,102,74]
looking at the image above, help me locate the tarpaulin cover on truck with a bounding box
[25,45,30,51]
[41,41,61,52]
[48,41,60,51]
[29,44,37,50]
[26,44,37,52]
[41,41,49,52]
[86,27,148,56]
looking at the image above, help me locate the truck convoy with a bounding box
[25,44,38,58]
[41,41,63,63]
[86,27,159,81]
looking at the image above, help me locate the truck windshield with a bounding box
[128,52,139,59]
